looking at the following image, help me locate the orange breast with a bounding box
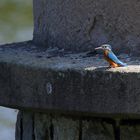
[104,51,119,68]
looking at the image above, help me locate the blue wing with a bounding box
[107,51,127,66]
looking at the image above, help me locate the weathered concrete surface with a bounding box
[16,112,22,140]
[34,113,79,140]
[34,113,51,140]
[52,117,79,140]
[33,0,140,55]
[121,125,140,140]
[16,112,80,140]
[82,120,114,140]
[120,120,140,140]
[0,42,140,116]
[16,111,140,140]
[16,111,34,140]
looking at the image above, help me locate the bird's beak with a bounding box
[95,46,103,50]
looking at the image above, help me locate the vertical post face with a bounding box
[33,0,140,54]
[82,120,115,140]
[16,112,140,140]
[16,112,35,140]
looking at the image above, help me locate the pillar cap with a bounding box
[0,41,140,118]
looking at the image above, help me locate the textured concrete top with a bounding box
[0,42,140,117]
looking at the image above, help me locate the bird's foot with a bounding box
[109,65,117,68]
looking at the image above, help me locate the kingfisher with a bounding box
[95,44,127,68]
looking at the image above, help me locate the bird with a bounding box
[95,44,127,68]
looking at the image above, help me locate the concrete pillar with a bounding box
[33,0,140,54]
[0,0,140,140]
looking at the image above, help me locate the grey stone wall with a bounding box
[16,111,140,140]
[33,0,140,55]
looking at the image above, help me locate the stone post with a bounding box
[33,0,140,54]
[0,0,140,140]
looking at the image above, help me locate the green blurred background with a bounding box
[0,0,33,139]
[0,0,33,44]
